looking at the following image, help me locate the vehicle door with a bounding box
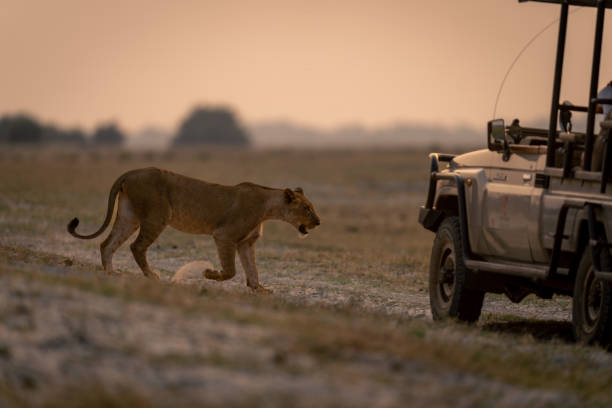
[480,149,546,262]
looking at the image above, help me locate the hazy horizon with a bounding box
[1,0,610,136]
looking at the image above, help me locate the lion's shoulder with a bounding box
[235,182,276,191]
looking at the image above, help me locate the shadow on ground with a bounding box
[481,319,575,343]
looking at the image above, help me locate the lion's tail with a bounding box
[67,174,126,239]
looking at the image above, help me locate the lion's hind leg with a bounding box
[129,221,166,280]
[100,193,139,275]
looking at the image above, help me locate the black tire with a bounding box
[572,249,612,347]
[429,216,484,323]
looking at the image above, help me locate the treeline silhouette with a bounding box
[0,106,250,148]
[0,114,125,147]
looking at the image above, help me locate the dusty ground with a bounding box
[0,149,611,407]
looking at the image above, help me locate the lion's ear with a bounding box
[295,187,304,195]
[284,188,296,204]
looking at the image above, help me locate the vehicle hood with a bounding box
[450,149,494,169]
[450,148,544,171]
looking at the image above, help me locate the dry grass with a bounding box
[1,148,611,407]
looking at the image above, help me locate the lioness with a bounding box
[67,167,320,290]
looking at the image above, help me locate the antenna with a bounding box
[492,7,583,119]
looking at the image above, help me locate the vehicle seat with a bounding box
[592,112,612,171]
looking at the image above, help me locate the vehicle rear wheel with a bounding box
[572,249,612,347]
[429,216,484,322]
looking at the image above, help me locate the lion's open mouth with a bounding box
[298,224,309,235]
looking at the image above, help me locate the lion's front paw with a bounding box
[250,284,273,294]
[204,268,222,281]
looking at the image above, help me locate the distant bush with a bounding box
[0,114,42,144]
[173,107,250,147]
[92,123,125,146]
[42,126,87,145]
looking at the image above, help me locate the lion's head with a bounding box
[283,187,320,236]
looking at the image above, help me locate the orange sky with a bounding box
[0,0,610,133]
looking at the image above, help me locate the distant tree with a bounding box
[41,125,61,143]
[0,117,9,143]
[0,114,43,144]
[41,126,87,145]
[61,128,87,145]
[173,107,250,147]
[92,123,125,146]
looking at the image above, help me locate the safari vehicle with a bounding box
[418,0,612,346]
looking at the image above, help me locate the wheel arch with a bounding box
[422,194,460,233]
[436,194,459,216]
[572,215,610,279]
[571,219,592,280]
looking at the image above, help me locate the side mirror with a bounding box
[487,119,506,151]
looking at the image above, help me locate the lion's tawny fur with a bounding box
[68,167,321,289]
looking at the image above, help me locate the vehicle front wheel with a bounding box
[429,216,484,323]
[572,249,612,347]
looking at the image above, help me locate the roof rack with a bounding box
[520,0,609,169]
[519,0,612,9]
